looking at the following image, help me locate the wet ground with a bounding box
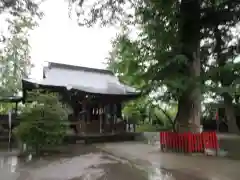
[0,144,215,180]
[0,145,170,180]
[98,142,240,180]
[1,135,239,180]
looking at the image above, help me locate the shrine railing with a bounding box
[160,131,219,154]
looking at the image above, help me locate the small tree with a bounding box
[14,91,72,155]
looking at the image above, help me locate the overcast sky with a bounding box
[30,0,118,79]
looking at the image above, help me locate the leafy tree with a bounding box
[0,15,36,96]
[0,0,41,16]
[13,91,72,155]
[122,98,148,123]
[212,28,240,133]
[0,15,37,113]
[0,0,42,43]
[200,13,240,133]
[69,0,240,132]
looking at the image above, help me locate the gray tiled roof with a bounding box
[23,62,140,95]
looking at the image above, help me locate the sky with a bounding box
[30,0,118,79]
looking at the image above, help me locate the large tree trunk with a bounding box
[220,64,238,134]
[175,79,201,132]
[175,0,201,132]
[223,93,238,134]
[214,27,238,134]
[234,94,239,104]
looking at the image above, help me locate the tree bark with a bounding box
[175,85,201,132]
[219,62,238,134]
[223,93,239,134]
[221,73,238,134]
[175,0,201,132]
[214,27,238,134]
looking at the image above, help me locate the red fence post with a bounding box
[183,133,188,152]
[202,131,219,156]
[172,132,177,151]
[160,131,218,155]
[168,132,173,150]
[197,133,204,152]
[187,132,193,153]
[160,132,166,151]
[178,133,182,152]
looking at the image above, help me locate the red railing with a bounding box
[160,131,218,154]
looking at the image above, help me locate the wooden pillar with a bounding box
[86,105,90,123]
[15,102,18,114]
[99,104,106,133]
[80,98,87,134]
[114,104,118,132]
[82,98,87,122]
[116,103,122,119]
[99,104,103,133]
[105,104,112,133]
[103,104,108,132]
[126,116,131,132]
[68,93,78,135]
[108,104,114,133]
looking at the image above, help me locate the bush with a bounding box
[13,91,72,155]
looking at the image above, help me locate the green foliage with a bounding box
[13,91,72,155]
[152,105,177,128]
[107,34,147,90]
[107,24,179,129]
[107,25,185,103]
[72,0,240,103]
[0,16,36,97]
[0,13,39,113]
[122,97,148,123]
[0,0,42,17]
[0,103,16,114]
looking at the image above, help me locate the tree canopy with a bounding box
[0,1,40,113]
[1,0,240,133]
[68,0,240,132]
[0,0,41,16]
[0,15,37,97]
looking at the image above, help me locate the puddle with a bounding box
[148,167,174,180]
[148,164,209,180]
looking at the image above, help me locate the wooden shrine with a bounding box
[22,62,140,136]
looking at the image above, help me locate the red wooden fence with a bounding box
[160,131,218,154]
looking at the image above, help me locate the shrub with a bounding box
[13,91,72,155]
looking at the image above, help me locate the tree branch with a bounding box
[201,9,240,27]
[201,0,240,27]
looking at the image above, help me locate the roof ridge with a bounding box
[47,62,114,75]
